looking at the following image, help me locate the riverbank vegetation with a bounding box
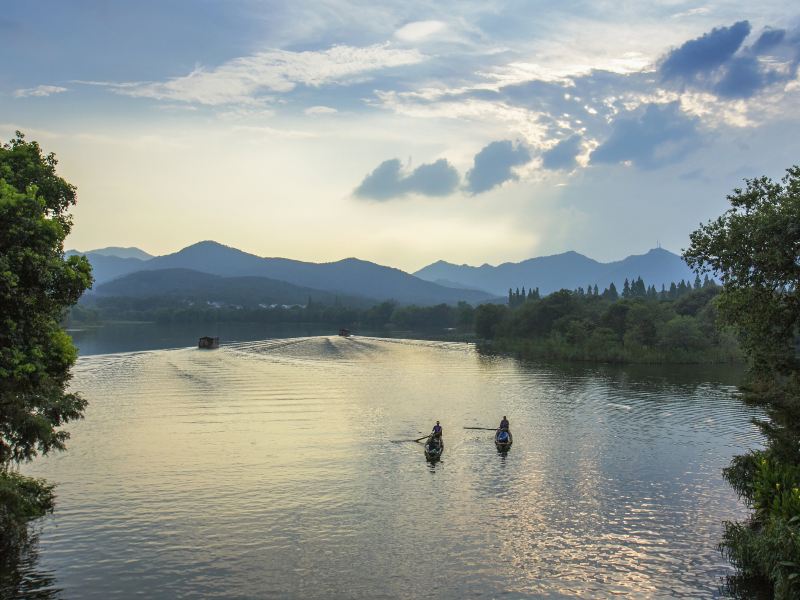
[67,297,477,336]
[684,167,800,598]
[474,277,742,364]
[0,133,91,552]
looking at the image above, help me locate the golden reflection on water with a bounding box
[17,336,762,599]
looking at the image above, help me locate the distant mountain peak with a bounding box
[182,240,236,251]
[413,247,693,296]
[70,246,153,261]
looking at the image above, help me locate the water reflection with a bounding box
[11,336,761,598]
[0,531,60,600]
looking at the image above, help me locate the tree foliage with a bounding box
[0,131,92,464]
[684,167,800,379]
[475,281,737,364]
[685,166,800,598]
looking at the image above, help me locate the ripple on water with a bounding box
[11,336,762,599]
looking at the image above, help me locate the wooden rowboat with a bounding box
[495,429,512,451]
[424,434,444,462]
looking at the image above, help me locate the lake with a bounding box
[11,335,762,598]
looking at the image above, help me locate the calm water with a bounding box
[13,336,762,598]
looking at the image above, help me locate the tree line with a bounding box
[478,277,739,364]
[70,296,477,335]
[509,274,716,308]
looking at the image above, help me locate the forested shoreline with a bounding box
[474,276,743,364]
[67,278,745,365]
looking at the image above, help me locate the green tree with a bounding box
[455,301,475,329]
[364,300,397,328]
[624,302,659,348]
[685,166,800,597]
[684,167,800,380]
[633,276,646,297]
[603,282,619,301]
[475,304,508,339]
[0,132,92,547]
[668,281,677,299]
[658,315,705,352]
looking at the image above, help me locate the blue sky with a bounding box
[2,1,799,270]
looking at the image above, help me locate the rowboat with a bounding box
[495,429,512,451]
[424,434,444,461]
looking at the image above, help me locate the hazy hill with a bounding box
[66,250,149,285]
[414,248,697,295]
[138,241,493,305]
[93,268,373,307]
[80,246,153,260]
[70,240,695,306]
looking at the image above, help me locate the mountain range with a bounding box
[72,241,495,306]
[69,242,699,307]
[413,247,698,296]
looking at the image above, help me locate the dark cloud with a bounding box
[713,55,765,98]
[660,21,751,82]
[354,158,459,200]
[590,102,700,169]
[465,140,531,194]
[659,21,800,99]
[752,28,786,54]
[404,159,461,196]
[541,135,582,170]
[355,159,405,200]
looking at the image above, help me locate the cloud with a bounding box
[355,158,459,200]
[395,20,447,42]
[671,7,711,19]
[713,55,766,99]
[85,44,425,106]
[752,28,786,54]
[304,105,338,115]
[660,21,751,82]
[465,140,531,194]
[14,85,68,98]
[541,135,582,170]
[590,102,700,169]
[658,22,800,99]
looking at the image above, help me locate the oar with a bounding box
[391,434,430,443]
[463,427,497,430]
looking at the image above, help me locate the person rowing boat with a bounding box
[425,421,444,461]
[496,416,512,451]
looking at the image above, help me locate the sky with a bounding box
[2,1,799,271]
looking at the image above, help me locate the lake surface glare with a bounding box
[16,336,762,598]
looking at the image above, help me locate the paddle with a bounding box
[463,427,497,431]
[391,434,430,443]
